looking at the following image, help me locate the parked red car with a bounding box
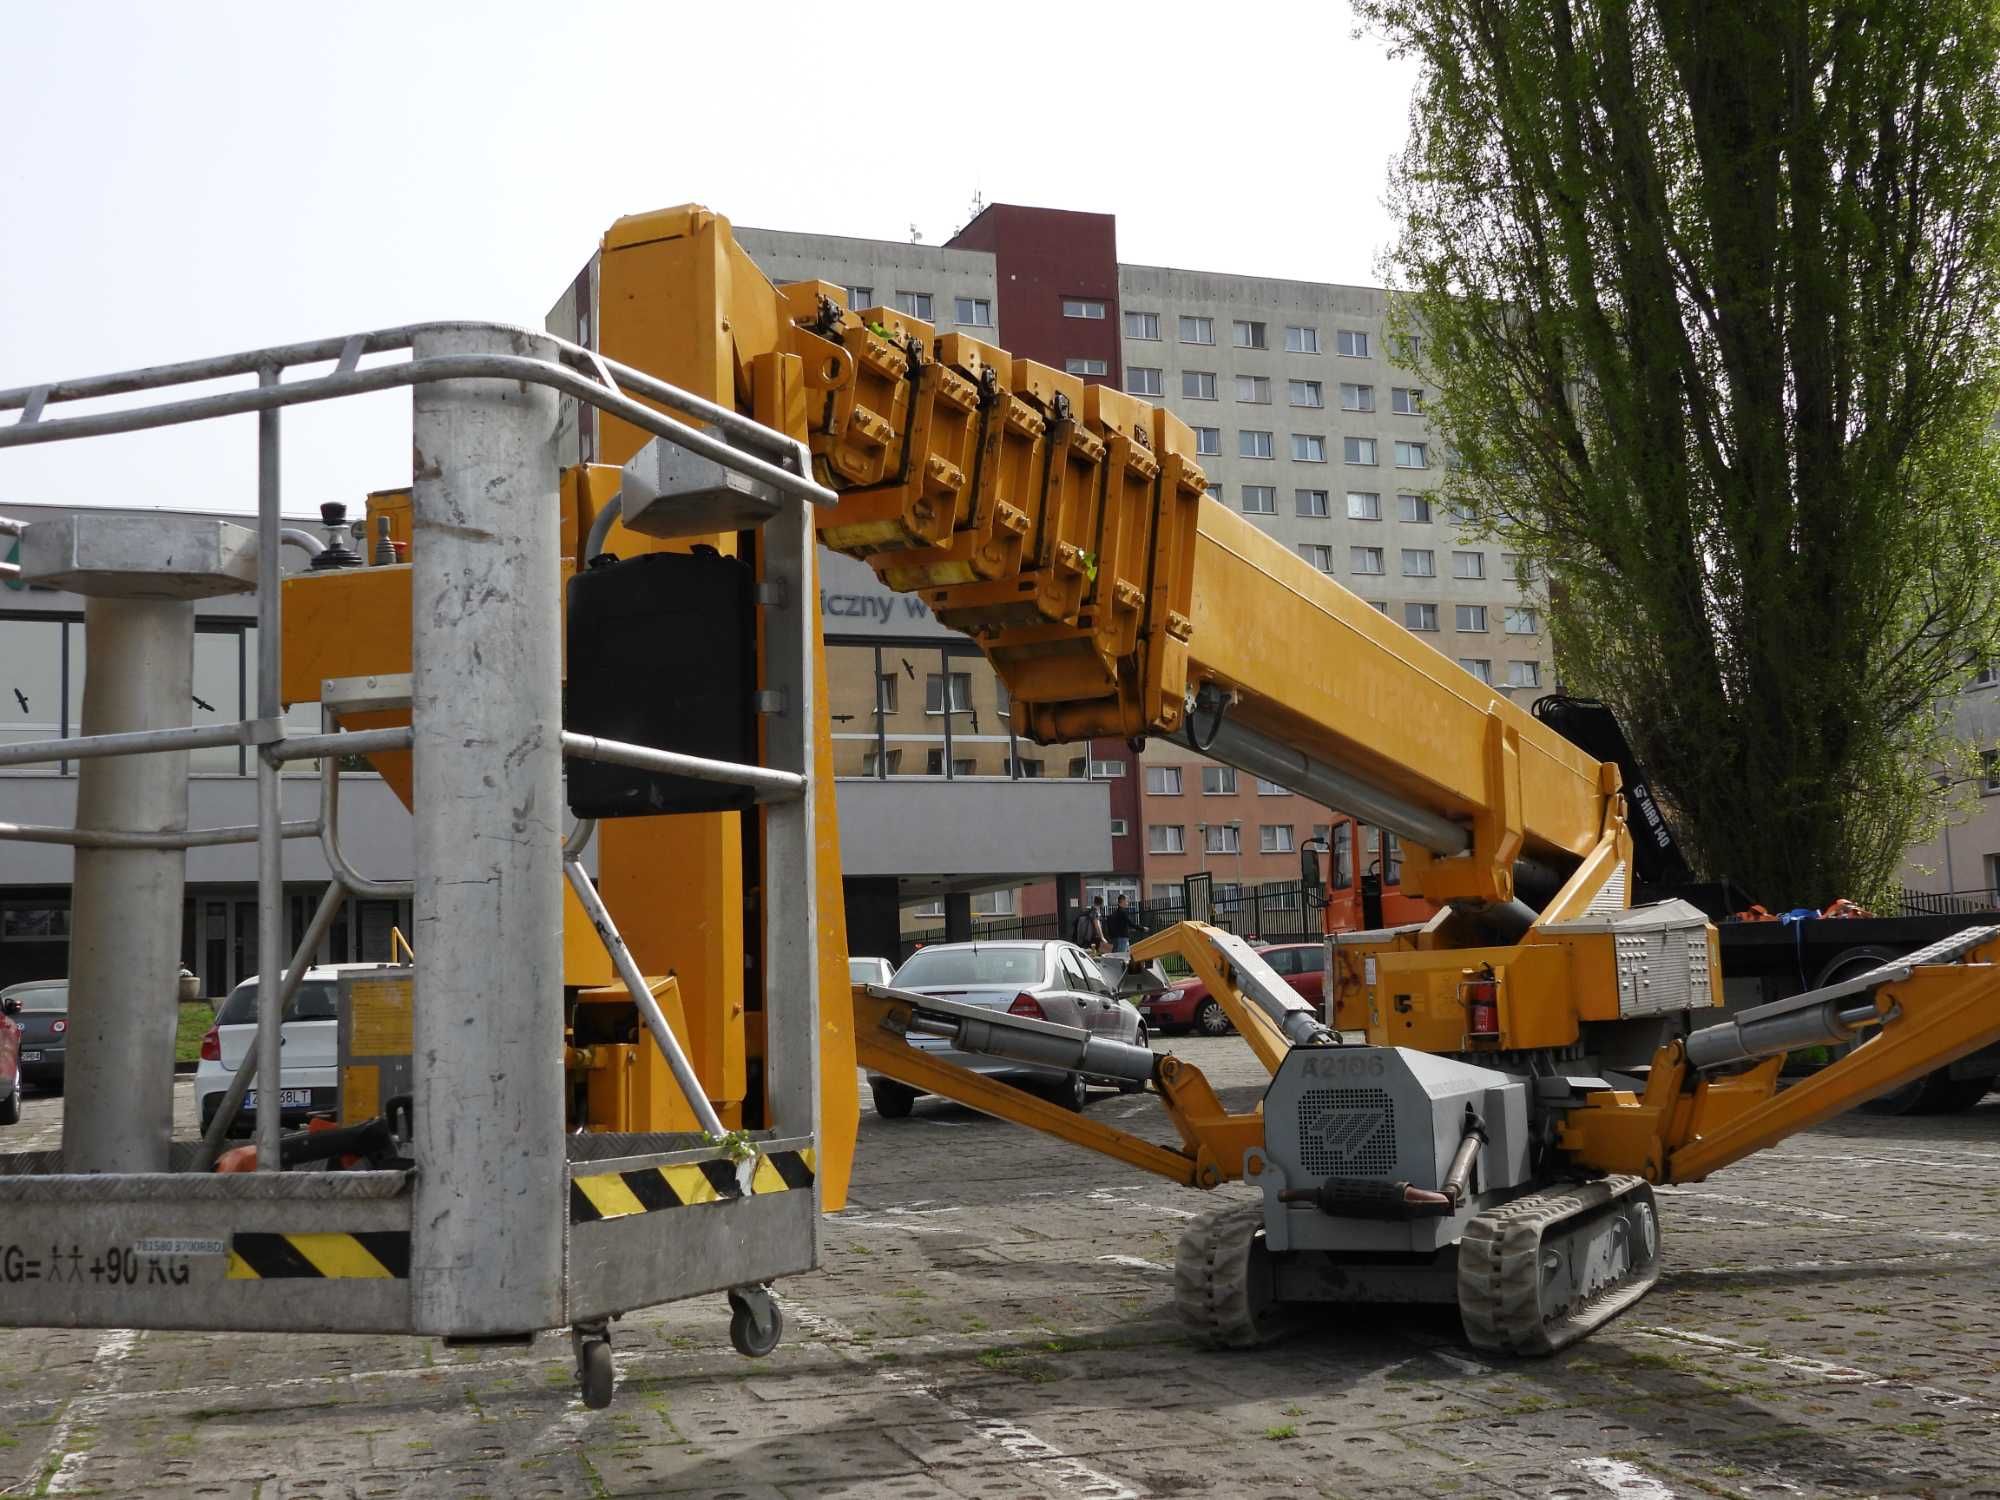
[0,989,24,1125]
[1138,941,1328,1036]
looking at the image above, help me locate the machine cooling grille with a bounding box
[1297,1087,1397,1178]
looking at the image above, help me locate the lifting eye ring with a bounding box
[804,344,855,393]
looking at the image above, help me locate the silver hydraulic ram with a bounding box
[865,985,1159,1086]
[1684,923,2000,1072]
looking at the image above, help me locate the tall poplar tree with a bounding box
[1361,0,2000,903]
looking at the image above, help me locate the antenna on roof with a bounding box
[909,222,923,244]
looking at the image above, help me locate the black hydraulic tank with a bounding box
[565,548,756,817]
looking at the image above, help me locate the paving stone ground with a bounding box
[3,1040,2000,1498]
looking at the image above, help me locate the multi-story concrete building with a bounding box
[1900,671,2000,904]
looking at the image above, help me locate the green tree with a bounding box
[1361,0,2000,905]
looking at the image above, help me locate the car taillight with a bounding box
[199,1027,222,1062]
[1463,978,1500,1040]
[1008,993,1045,1020]
[51,1018,67,1035]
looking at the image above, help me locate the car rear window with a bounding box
[893,947,1045,989]
[214,979,339,1027]
[8,985,67,1012]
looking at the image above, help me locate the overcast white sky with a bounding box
[0,1,1418,518]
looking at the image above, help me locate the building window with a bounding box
[1351,546,1385,575]
[895,291,933,320]
[1395,440,1429,469]
[1507,660,1542,688]
[1289,379,1323,408]
[1974,664,2000,688]
[1193,426,1221,456]
[1392,387,1424,414]
[1399,493,1432,524]
[1236,374,1271,404]
[1127,366,1164,396]
[1299,543,1334,571]
[994,677,1010,718]
[1453,550,1486,580]
[1110,818,1130,837]
[1088,757,1126,778]
[1183,370,1218,400]
[1202,766,1237,795]
[1458,658,1493,684]
[1205,483,1223,500]
[1339,383,1374,412]
[1344,436,1378,465]
[1145,765,1183,795]
[1291,434,1326,463]
[1260,825,1295,853]
[1503,552,1539,583]
[1180,315,1215,345]
[0,904,71,942]
[1063,298,1106,319]
[845,284,873,309]
[954,296,993,327]
[925,672,972,714]
[877,673,900,714]
[1124,310,1160,340]
[1505,606,1539,635]
[1150,882,1180,903]
[1402,548,1436,577]
[1233,319,1267,349]
[1008,756,1045,777]
[1286,325,1320,354]
[1399,334,1422,365]
[1204,823,1242,854]
[1337,329,1370,358]
[927,750,976,776]
[1240,430,1275,460]
[1066,357,1108,377]
[862,747,904,776]
[1149,824,1187,854]
[1242,484,1277,513]
[1346,490,1381,521]
[1369,601,1390,613]
[1256,778,1291,796]
[1456,605,1488,632]
[1297,488,1330,518]
[974,889,1016,917]
[1405,602,1439,631]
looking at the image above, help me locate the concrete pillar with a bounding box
[944,891,973,944]
[65,598,192,1172]
[19,514,254,1175]
[407,326,565,1337]
[842,877,902,964]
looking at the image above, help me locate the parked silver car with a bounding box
[867,939,1150,1118]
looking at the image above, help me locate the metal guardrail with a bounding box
[1899,886,2000,918]
[0,319,834,1175]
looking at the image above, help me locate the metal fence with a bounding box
[900,880,1317,960]
[1898,886,2000,918]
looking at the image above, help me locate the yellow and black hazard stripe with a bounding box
[226,1231,411,1280]
[569,1149,815,1225]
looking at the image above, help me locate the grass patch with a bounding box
[174,999,215,1065]
[1264,1424,1298,1440]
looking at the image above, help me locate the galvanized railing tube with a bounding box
[408,326,567,1338]
[254,371,287,1173]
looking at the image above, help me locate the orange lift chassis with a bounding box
[5,206,2000,1411]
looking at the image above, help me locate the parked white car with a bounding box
[194,962,394,1135]
[847,956,896,987]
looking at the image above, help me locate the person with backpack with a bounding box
[1073,898,1107,953]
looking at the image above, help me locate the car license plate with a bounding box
[242,1088,312,1109]
[19,1051,42,1062]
